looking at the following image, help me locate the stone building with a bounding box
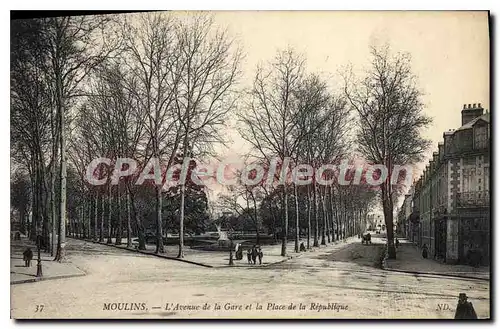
[411,103,490,265]
[397,187,414,239]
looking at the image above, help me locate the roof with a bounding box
[456,113,490,131]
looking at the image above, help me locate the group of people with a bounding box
[247,245,263,265]
[233,243,263,265]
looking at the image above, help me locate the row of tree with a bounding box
[11,12,431,260]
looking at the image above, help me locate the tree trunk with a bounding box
[269,201,278,244]
[382,184,396,259]
[307,185,311,249]
[281,186,288,256]
[329,185,336,242]
[320,188,326,245]
[94,192,98,241]
[54,93,67,262]
[313,183,319,247]
[126,188,132,248]
[100,191,104,242]
[251,193,260,245]
[294,184,300,253]
[155,186,164,253]
[87,195,91,239]
[177,182,186,258]
[115,187,122,245]
[107,184,112,244]
[325,190,330,243]
[129,187,146,250]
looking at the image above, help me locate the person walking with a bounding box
[422,244,429,259]
[257,247,263,265]
[251,245,258,264]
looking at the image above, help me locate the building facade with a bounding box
[410,103,490,265]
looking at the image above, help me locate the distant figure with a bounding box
[235,248,243,260]
[247,248,252,264]
[251,245,258,264]
[422,244,429,259]
[300,242,306,252]
[257,247,263,265]
[23,247,33,267]
[14,232,21,240]
[454,293,478,319]
[395,238,400,248]
[234,243,243,260]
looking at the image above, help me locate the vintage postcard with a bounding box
[10,10,490,319]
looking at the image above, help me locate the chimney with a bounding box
[462,102,484,125]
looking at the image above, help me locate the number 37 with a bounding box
[35,305,44,312]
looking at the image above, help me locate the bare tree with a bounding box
[39,15,119,261]
[11,18,52,252]
[343,45,432,258]
[239,48,307,257]
[173,14,242,258]
[122,13,183,254]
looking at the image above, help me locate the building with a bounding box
[396,186,415,239]
[411,103,490,265]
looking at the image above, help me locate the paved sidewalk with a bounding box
[73,236,359,268]
[11,237,86,284]
[384,239,490,280]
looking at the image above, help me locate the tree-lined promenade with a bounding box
[10,12,431,262]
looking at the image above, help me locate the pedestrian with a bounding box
[395,238,400,248]
[422,244,428,259]
[454,293,478,319]
[257,247,263,265]
[251,245,258,264]
[300,242,306,252]
[246,248,252,264]
[23,247,33,267]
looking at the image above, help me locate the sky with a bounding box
[198,11,490,209]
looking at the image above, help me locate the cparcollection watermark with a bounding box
[85,157,413,189]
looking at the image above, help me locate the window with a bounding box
[484,166,489,192]
[463,166,477,193]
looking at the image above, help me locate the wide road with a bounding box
[11,237,490,319]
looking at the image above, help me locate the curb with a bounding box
[383,267,490,282]
[89,239,304,269]
[382,245,489,282]
[11,272,86,285]
[84,239,215,268]
[72,237,357,269]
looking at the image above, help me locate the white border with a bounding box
[2,1,498,328]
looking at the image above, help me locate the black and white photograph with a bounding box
[8,9,491,319]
